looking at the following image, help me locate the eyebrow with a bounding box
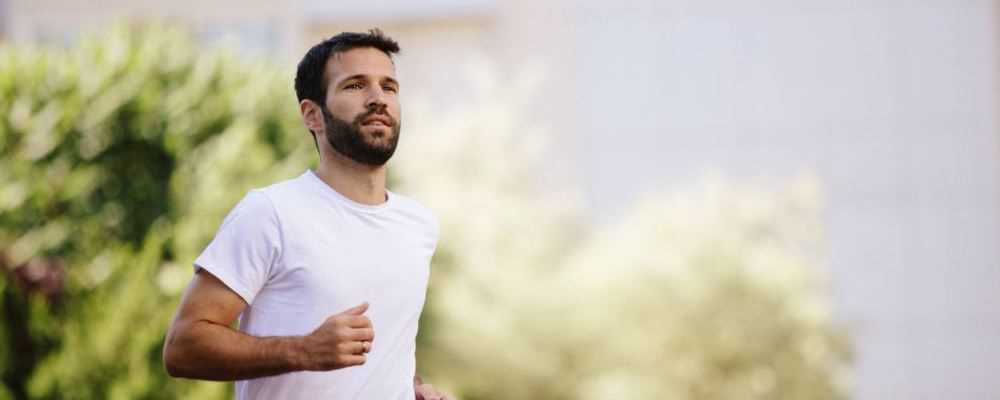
[339,74,399,87]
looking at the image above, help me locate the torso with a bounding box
[238,170,438,400]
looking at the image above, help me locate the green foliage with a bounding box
[0,25,312,399]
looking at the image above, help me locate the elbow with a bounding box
[162,331,192,378]
[163,350,183,378]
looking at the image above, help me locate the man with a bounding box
[163,29,450,400]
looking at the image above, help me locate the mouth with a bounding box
[361,115,393,128]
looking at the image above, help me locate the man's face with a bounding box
[320,47,401,166]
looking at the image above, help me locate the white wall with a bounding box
[6,0,300,59]
[506,1,1000,398]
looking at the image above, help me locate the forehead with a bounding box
[325,47,397,84]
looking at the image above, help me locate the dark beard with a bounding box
[322,106,401,166]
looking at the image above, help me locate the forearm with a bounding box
[164,319,305,381]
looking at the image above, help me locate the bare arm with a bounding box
[162,269,373,381]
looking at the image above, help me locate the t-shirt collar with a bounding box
[305,169,394,213]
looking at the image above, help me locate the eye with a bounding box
[345,82,364,90]
[383,85,398,93]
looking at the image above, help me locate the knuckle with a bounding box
[335,327,351,338]
[336,342,351,353]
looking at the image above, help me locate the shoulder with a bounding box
[225,173,315,230]
[253,172,316,208]
[389,192,440,233]
[226,189,277,222]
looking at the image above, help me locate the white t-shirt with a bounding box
[193,170,439,400]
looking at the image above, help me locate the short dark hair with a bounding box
[294,28,400,107]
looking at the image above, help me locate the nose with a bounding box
[365,86,387,111]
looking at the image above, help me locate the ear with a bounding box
[300,99,324,136]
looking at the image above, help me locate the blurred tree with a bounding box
[0,25,312,399]
[394,64,852,399]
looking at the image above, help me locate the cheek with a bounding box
[327,100,360,120]
[389,102,402,118]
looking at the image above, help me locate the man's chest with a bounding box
[257,211,434,317]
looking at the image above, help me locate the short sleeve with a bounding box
[193,190,282,305]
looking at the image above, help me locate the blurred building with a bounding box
[4,0,1000,399]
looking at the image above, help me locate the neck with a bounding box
[314,149,388,206]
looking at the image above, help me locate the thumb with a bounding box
[338,302,369,316]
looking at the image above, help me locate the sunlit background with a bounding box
[1,1,998,399]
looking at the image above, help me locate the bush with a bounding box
[0,25,312,399]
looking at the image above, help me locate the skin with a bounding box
[303,47,402,206]
[163,47,449,399]
[162,271,372,380]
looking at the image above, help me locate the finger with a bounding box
[345,327,375,342]
[416,385,442,400]
[344,315,372,328]
[347,341,367,355]
[337,302,369,316]
[343,354,366,366]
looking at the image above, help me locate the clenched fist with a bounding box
[298,302,374,371]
